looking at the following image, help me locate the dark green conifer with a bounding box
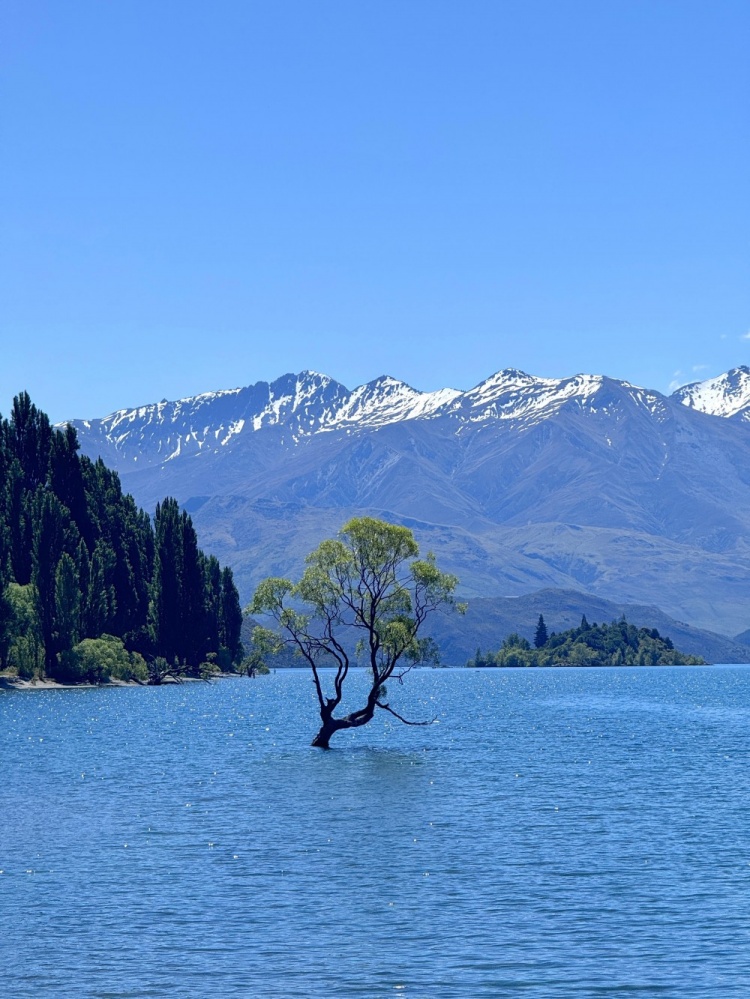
[54,553,81,656]
[534,614,548,648]
[31,489,72,673]
[9,392,52,491]
[0,395,244,681]
[180,510,208,667]
[149,498,184,665]
[204,555,223,656]
[86,540,118,636]
[6,460,31,584]
[49,424,90,544]
[0,587,14,670]
[220,566,244,665]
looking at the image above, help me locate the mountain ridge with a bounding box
[62,365,750,641]
[66,364,750,460]
[63,366,679,468]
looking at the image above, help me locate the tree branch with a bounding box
[376,701,436,726]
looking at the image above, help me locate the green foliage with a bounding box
[468,616,705,668]
[220,566,244,663]
[147,656,171,685]
[250,516,461,746]
[0,393,243,682]
[55,553,81,655]
[198,652,222,679]
[0,585,14,669]
[213,646,237,673]
[534,614,548,648]
[58,634,148,684]
[147,500,244,674]
[240,651,271,677]
[32,488,72,672]
[502,632,531,651]
[4,583,44,678]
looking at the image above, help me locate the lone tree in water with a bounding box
[249,517,462,749]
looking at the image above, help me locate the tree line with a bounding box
[469,614,705,667]
[0,393,243,683]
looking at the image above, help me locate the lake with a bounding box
[2,666,750,997]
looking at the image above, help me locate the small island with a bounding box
[468,615,705,668]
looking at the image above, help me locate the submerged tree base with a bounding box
[311,713,355,749]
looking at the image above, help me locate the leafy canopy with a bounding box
[250,517,462,747]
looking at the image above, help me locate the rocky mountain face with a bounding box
[65,367,750,641]
[68,371,462,468]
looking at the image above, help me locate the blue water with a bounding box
[2,666,750,998]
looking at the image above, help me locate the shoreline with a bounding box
[0,674,243,691]
[3,663,746,692]
[0,676,139,691]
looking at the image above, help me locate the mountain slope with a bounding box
[427,588,750,665]
[244,588,750,666]
[672,366,750,420]
[68,371,462,469]
[65,367,750,638]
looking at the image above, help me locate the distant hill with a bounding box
[244,588,750,667]
[426,589,750,665]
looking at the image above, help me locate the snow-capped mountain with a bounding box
[66,366,673,467]
[671,366,750,420]
[449,368,669,425]
[64,365,750,640]
[67,370,462,467]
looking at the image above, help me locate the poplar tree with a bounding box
[9,392,52,491]
[32,489,72,673]
[0,394,243,680]
[220,566,243,664]
[6,461,31,584]
[180,510,208,666]
[204,555,223,656]
[55,553,81,655]
[149,498,183,665]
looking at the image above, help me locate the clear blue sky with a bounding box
[2,0,748,422]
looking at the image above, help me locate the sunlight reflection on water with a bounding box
[1,666,750,997]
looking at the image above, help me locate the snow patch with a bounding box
[63,364,718,468]
[673,367,750,418]
[221,419,246,445]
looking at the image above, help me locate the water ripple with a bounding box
[1,667,750,997]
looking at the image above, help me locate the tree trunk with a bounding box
[311,698,341,749]
[311,717,340,749]
[311,698,379,749]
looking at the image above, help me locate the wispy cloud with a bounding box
[669,366,714,394]
[741,330,750,341]
[668,369,685,393]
